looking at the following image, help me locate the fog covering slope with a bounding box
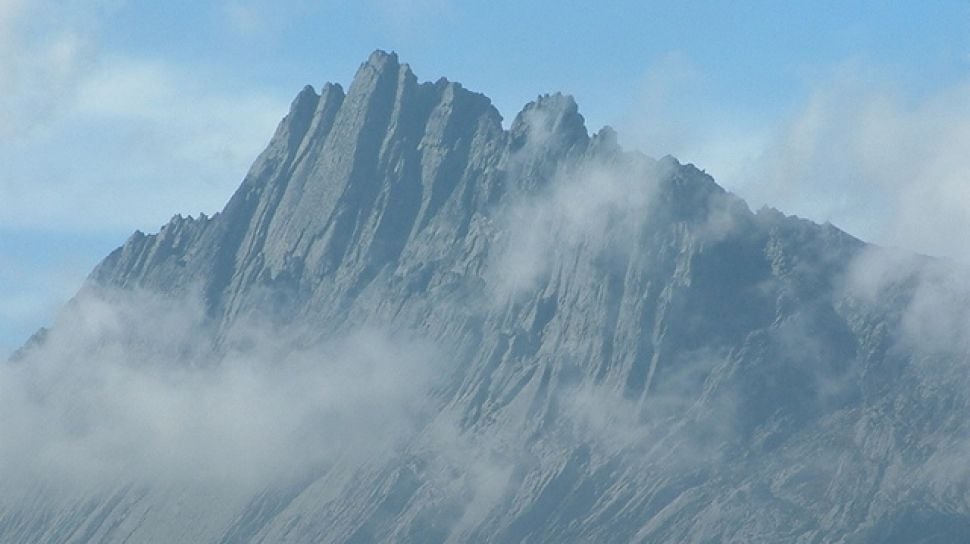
[4,50,970,543]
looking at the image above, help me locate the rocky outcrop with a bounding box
[7,51,970,543]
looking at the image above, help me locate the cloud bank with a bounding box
[0,288,441,492]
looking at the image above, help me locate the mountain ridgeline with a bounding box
[5,51,970,543]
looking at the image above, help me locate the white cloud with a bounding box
[368,0,454,39]
[0,0,292,366]
[708,65,970,262]
[0,0,134,130]
[0,0,289,233]
[845,245,970,357]
[223,0,275,36]
[615,51,704,158]
[616,57,970,263]
[492,155,659,297]
[74,55,285,191]
[1,288,441,490]
[0,54,287,231]
[220,0,320,38]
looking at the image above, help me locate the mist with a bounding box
[0,287,442,493]
[5,55,970,541]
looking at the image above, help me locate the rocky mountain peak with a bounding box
[510,92,588,151]
[15,52,968,544]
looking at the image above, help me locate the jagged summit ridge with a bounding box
[91,49,720,325]
[12,51,970,544]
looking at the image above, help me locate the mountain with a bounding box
[4,50,970,543]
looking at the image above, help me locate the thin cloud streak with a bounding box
[702,65,970,263]
[0,54,287,231]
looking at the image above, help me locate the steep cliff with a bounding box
[4,51,970,543]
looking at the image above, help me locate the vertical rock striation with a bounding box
[7,51,970,543]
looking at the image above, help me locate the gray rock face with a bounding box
[5,50,970,543]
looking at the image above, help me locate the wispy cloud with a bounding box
[368,0,454,40]
[1,288,442,491]
[491,106,663,297]
[615,51,704,157]
[708,64,970,262]
[0,54,286,231]
[491,153,659,297]
[220,0,322,39]
[0,0,105,140]
[616,56,970,264]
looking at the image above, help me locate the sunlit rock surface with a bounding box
[5,51,970,543]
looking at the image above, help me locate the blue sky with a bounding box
[2,0,969,354]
